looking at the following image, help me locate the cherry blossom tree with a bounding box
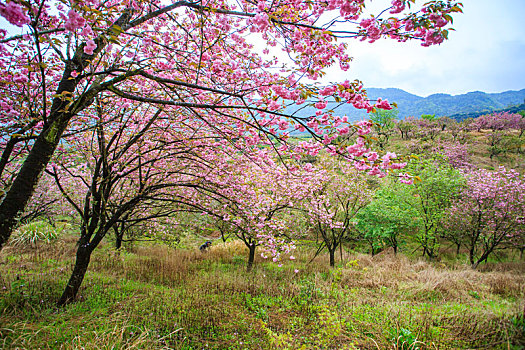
[470,112,523,158]
[190,155,321,271]
[443,167,525,268]
[0,0,463,249]
[446,118,470,142]
[414,116,441,141]
[432,140,472,169]
[396,116,416,140]
[302,157,375,266]
[48,99,242,304]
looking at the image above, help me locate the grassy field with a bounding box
[1,236,524,349]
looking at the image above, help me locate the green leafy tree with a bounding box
[404,157,465,259]
[367,156,465,259]
[370,108,399,149]
[356,187,420,255]
[421,114,437,121]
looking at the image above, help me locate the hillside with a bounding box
[286,88,525,121]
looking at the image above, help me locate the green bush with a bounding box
[10,220,63,247]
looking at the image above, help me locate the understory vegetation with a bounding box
[1,237,524,349]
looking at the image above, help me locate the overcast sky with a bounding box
[322,0,525,97]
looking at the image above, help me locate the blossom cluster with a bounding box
[0,1,29,27]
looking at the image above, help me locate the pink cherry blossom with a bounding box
[64,10,86,32]
[0,1,29,27]
[83,39,97,55]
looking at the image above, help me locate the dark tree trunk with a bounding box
[0,49,84,250]
[329,248,335,267]
[0,137,18,181]
[456,243,461,256]
[472,251,491,269]
[0,119,69,250]
[370,242,376,256]
[114,224,124,250]
[58,244,92,306]
[115,232,123,250]
[469,245,475,266]
[247,243,256,272]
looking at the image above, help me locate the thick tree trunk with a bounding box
[0,119,69,249]
[247,243,256,272]
[472,251,490,269]
[58,244,92,306]
[115,233,123,250]
[0,138,17,182]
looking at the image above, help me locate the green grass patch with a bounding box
[1,239,523,349]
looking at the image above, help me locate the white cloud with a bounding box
[322,0,525,96]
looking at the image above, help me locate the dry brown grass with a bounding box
[334,251,525,305]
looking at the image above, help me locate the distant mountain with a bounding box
[449,103,525,121]
[286,88,525,121]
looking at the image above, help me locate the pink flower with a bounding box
[398,173,413,184]
[84,39,97,55]
[390,0,405,14]
[267,100,281,111]
[64,10,86,32]
[294,269,299,273]
[338,126,350,135]
[278,120,289,130]
[360,18,375,29]
[295,124,306,132]
[0,1,30,27]
[382,152,397,162]
[366,152,378,162]
[368,166,382,176]
[13,73,28,84]
[404,20,415,32]
[251,12,269,32]
[319,85,336,96]
[376,98,392,110]
[314,100,327,109]
[257,1,266,11]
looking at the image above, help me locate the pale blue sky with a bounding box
[323,0,525,97]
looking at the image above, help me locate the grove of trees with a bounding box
[4,0,524,308]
